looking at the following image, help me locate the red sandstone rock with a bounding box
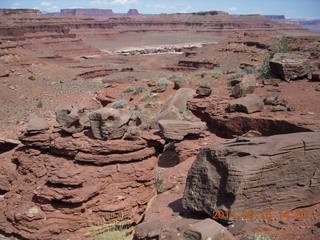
[0,125,159,239]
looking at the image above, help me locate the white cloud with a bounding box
[111,0,137,5]
[10,2,21,9]
[228,7,237,12]
[49,5,59,11]
[90,0,137,6]
[40,1,51,7]
[152,3,192,13]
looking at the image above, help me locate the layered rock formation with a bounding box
[0,114,160,239]
[183,132,320,218]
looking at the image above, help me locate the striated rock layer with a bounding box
[183,132,320,219]
[0,126,159,239]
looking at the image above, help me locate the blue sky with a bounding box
[1,0,320,18]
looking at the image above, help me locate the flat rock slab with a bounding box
[270,53,309,81]
[183,132,320,219]
[159,120,207,140]
[227,94,263,114]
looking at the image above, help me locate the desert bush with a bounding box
[195,71,207,78]
[178,107,190,115]
[156,78,170,87]
[141,92,159,101]
[242,66,256,74]
[112,99,127,109]
[148,101,162,108]
[36,100,43,108]
[247,234,272,240]
[210,70,223,79]
[94,224,130,240]
[198,79,213,87]
[155,178,163,191]
[168,74,181,81]
[186,78,193,84]
[123,86,145,94]
[259,36,292,79]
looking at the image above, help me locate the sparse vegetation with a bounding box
[198,79,213,87]
[155,178,163,191]
[178,107,190,115]
[259,36,292,79]
[112,99,127,109]
[93,223,131,240]
[147,101,163,108]
[141,92,159,101]
[195,71,207,78]
[36,100,43,108]
[129,107,150,116]
[123,86,145,94]
[156,78,170,87]
[246,234,272,240]
[186,78,193,84]
[168,74,181,81]
[242,66,256,74]
[210,70,223,79]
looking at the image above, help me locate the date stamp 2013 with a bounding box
[212,209,309,221]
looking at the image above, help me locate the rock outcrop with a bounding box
[183,132,320,219]
[226,94,264,114]
[89,108,132,140]
[134,217,235,240]
[270,53,309,81]
[156,88,198,122]
[158,120,207,140]
[0,116,160,239]
[56,106,90,134]
[231,74,257,98]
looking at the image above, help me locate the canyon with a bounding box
[0,8,319,240]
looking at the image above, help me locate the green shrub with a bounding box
[123,86,145,94]
[246,234,272,240]
[186,78,193,84]
[37,101,43,108]
[242,66,256,74]
[155,178,163,190]
[112,99,127,109]
[198,80,213,87]
[179,107,190,115]
[168,75,181,81]
[211,70,223,79]
[156,78,170,87]
[259,36,292,79]
[141,92,159,101]
[94,224,130,240]
[148,101,162,108]
[195,71,207,77]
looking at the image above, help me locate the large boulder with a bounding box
[183,132,320,219]
[231,74,257,98]
[56,106,90,134]
[157,88,197,122]
[226,94,263,114]
[196,86,212,98]
[269,53,309,81]
[89,108,131,140]
[158,120,207,140]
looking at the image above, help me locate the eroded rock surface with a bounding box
[0,121,159,239]
[270,53,309,81]
[183,132,320,219]
[134,217,235,240]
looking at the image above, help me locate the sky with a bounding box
[1,0,320,19]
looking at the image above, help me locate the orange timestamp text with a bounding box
[212,209,309,221]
